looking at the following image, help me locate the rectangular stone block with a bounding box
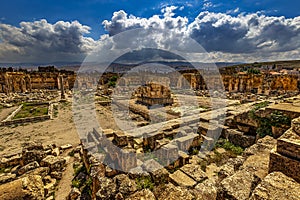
[175,134,200,152]
[269,148,300,183]
[169,170,197,188]
[277,129,300,160]
[227,129,256,148]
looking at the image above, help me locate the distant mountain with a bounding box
[0,62,82,69]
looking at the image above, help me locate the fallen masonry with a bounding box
[0,142,73,200]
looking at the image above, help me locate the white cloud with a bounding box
[226,7,240,14]
[1,6,300,63]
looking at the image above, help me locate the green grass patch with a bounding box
[13,103,48,119]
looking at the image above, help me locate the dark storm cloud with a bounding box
[0,19,97,62]
[188,12,300,53]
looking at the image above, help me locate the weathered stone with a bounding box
[169,170,197,188]
[22,141,44,151]
[0,154,22,168]
[136,82,173,106]
[250,172,300,200]
[113,174,137,195]
[243,135,276,156]
[142,159,163,172]
[153,183,194,200]
[0,173,16,184]
[51,147,60,156]
[10,165,20,174]
[142,159,169,184]
[175,134,201,152]
[40,155,66,172]
[151,167,169,185]
[18,161,40,175]
[178,151,190,166]
[96,177,117,200]
[44,176,57,197]
[218,163,235,180]
[156,143,178,166]
[192,179,218,200]
[227,129,256,148]
[277,129,300,160]
[22,167,50,178]
[292,117,300,136]
[105,165,119,177]
[103,129,115,137]
[126,189,156,200]
[128,166,149,179]
[113,131,128,147]
[60,144,73,150]
[22,149,46,165]
[115,192,124,200]
[50,171,63,180]
[180,164,207,183]
[237,124,250,132]
[269,148,300,183]
[67,187,81,200]
[219,170,261,200]
[241,150,271,180]
[0,175,44,200]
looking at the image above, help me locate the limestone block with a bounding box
[0,173,16,184]
[193,179,218,200]
[219,170,260,200]
[113,174,137,195]
[277,129,300,160]
[40,155,66,172]
[169,170,197,188]
[292,117,300,136]
[250,172,300,200]
[0,175,44,200]
[227,129,256,148]
[269,149,300,183]
[180,164,207,183]
[153,183,194,200]
[18,161,40,175]
[0,154,22,168]
[126,189,156,200]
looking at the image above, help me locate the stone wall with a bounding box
[0,68,76,94]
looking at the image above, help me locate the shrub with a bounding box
[136,176,154,190]
[216,140,244,155]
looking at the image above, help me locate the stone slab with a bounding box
[180,164,207,183]
[169,170,197,188]
[277,129,300,160]
[269,148,300,183]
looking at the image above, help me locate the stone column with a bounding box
[59,75,65,99]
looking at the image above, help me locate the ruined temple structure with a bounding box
[0,66,76,94]
[173,70,300,95]
[135,82,174,106]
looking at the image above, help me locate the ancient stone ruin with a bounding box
[136,82,174,106]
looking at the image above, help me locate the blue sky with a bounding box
[1,0,299,39]
[0,0,300,63]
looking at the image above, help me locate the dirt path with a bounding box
[0,106,18,121]
[55,152,74,200]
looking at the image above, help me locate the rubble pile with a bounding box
[0,142,73,200]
